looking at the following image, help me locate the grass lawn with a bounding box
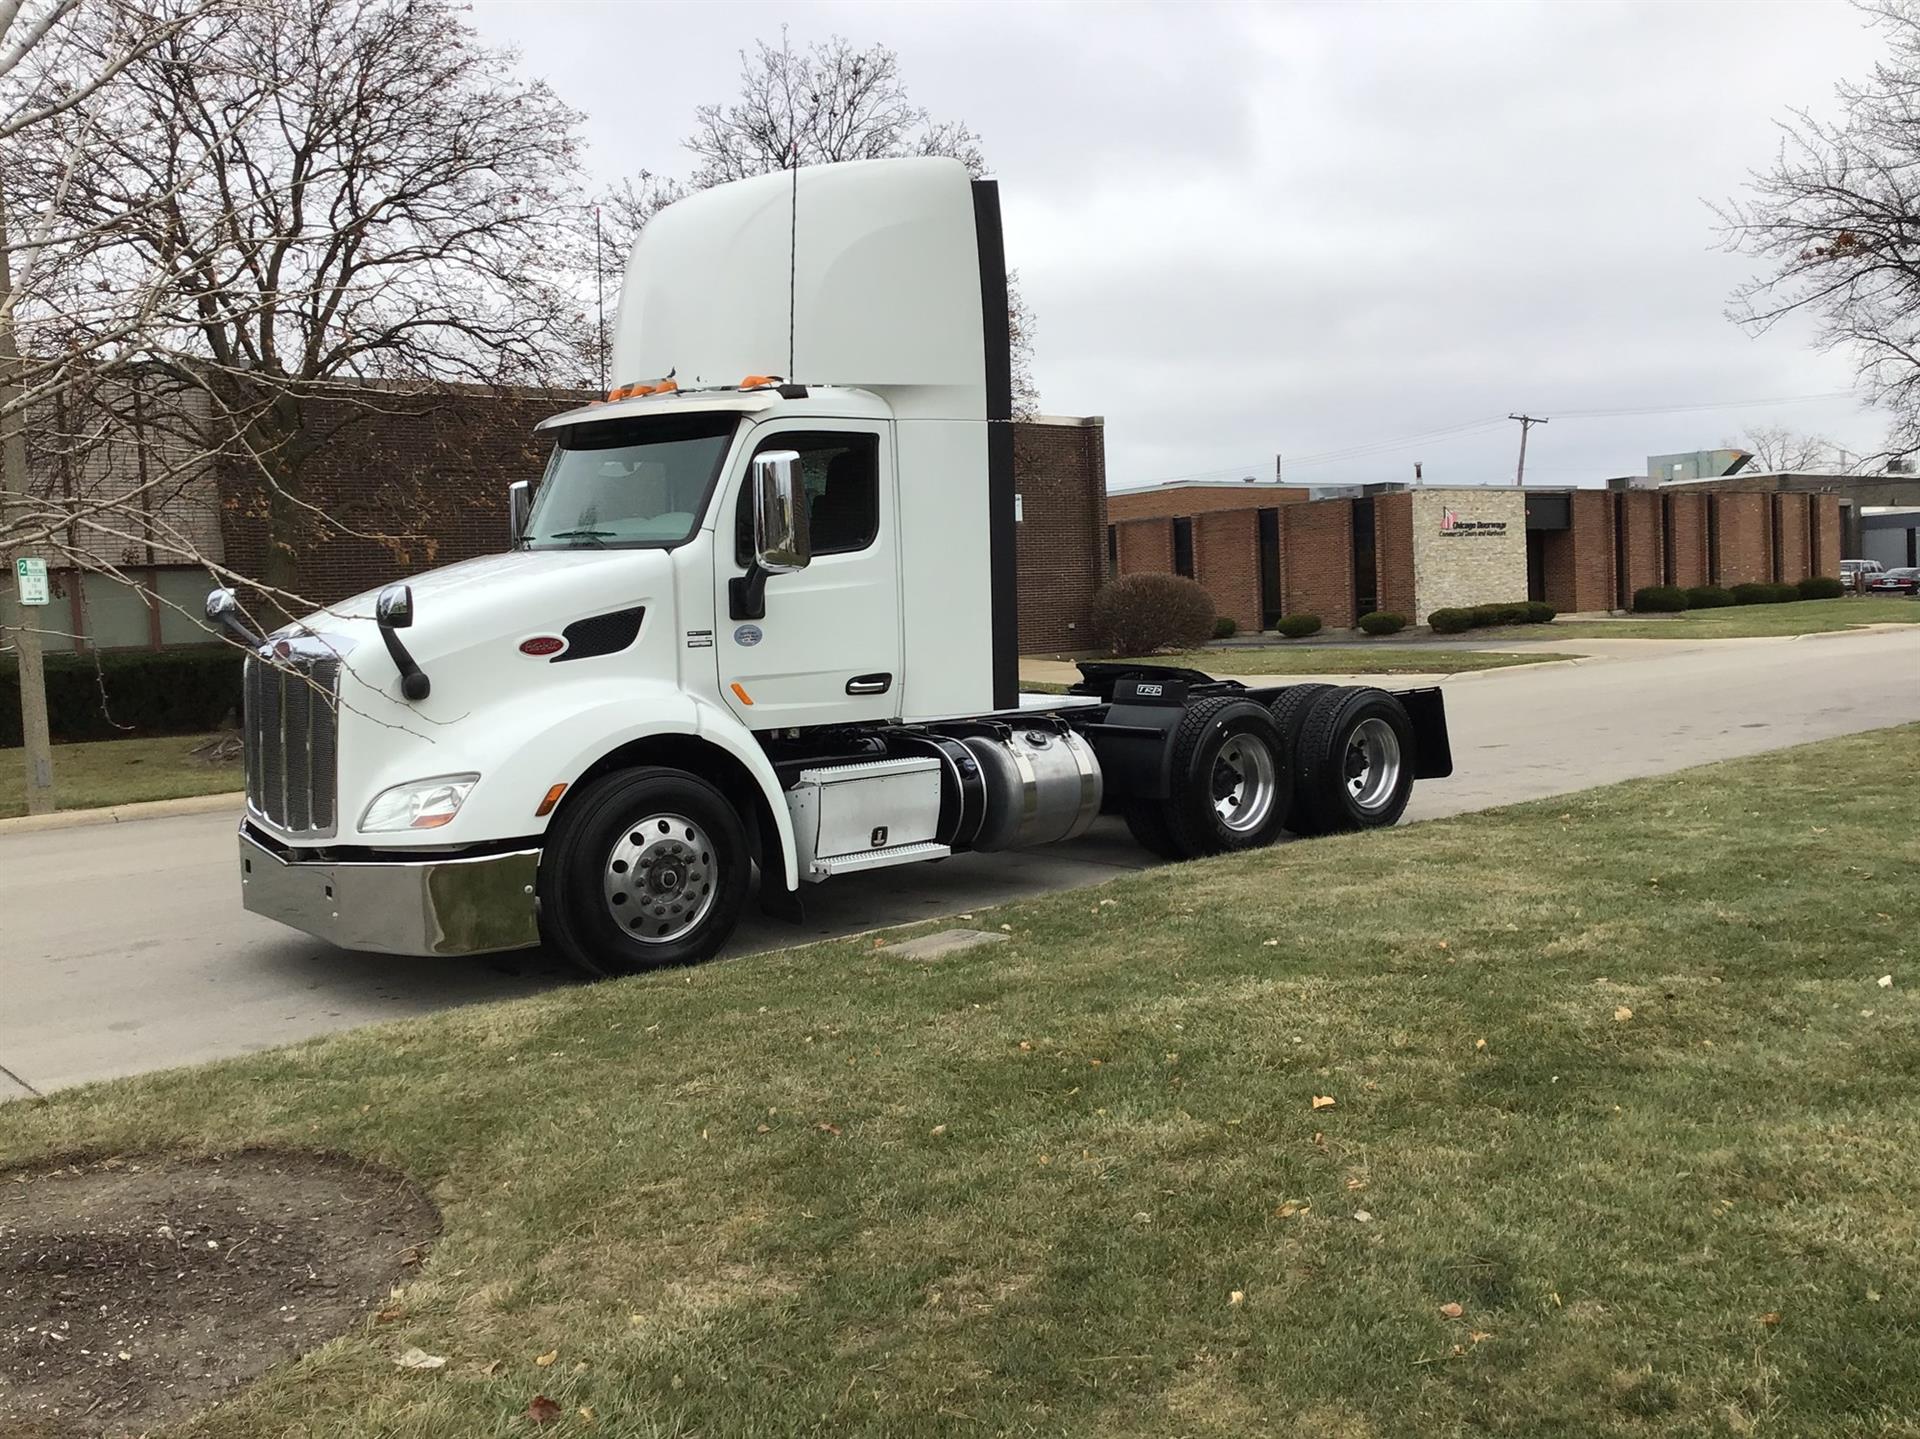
[0,730,240,819]
[1508,596,1920,642]
[1149,646,1572,675]
[4,728,1918,1435]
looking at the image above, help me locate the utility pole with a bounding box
[1274,453,1282,485]
[1509,413,1548,486]
[0,192,55,814]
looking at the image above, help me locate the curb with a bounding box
[0,791,244,837]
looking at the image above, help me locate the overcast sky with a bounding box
[470,0,1887,491]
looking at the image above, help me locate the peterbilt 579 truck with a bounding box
[209,158,1452,976]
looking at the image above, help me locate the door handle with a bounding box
[846,673,892,696]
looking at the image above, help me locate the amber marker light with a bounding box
[535,783,568,818]
[731,683,754,706]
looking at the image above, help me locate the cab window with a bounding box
[736,432,880,565]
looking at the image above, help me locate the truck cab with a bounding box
[216,158,1452,975]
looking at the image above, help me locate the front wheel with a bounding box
[538,766,750,977]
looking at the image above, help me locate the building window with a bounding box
[1172,517,1194,578]
[1105,524,1118,577]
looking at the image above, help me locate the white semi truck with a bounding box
[209,158,1452,976]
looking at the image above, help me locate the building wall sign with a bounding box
[1409,489,1527,623]
[1438,508,1510,537]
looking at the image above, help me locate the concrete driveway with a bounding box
[4,625,1916,1096]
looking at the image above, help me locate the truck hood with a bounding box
[279,547,676,676]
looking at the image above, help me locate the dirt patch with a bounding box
[0,1149,437,1438]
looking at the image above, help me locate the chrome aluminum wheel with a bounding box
[1345,717,1403,813]
[1211,733,1279,834]
[602,813,717,943]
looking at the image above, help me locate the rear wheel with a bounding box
[1290,687,1415,836]
[538,766,750,977]
[1130,697,1291,860]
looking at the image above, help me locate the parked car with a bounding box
[1865,566,1920,595]
[1842,559,1885,592]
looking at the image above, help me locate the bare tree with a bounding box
[13,0,593,610]
[1721,1,1920,458]
[1724,424,1847,472]
[601,31,1038,416]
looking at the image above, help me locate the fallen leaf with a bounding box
[578,1407,596,1421]
[816,1121,841,1136]
[1353,1210,1373,1223]
[1229,1290,1245,1306]
[527,1394,562,1425]
[930,1124,948,1137]
[375,1306,405,1323]
[572,1360,589,1373]
[1346,1176,1367,1191]
[1614,1006,1633,1023]
[755,1124,770,1134]
[1475,1038,1488,1051]
[1311,1094,1336,1110]
[1274,1201,1309,1218]
[1263,938,1280,947]
[1878,974,1894,988]
[1469,1330,1493,1343]
[1760,1311,1782,1327]
[534,1349,558,1367]
[1439,1302,1464,1319]
[480,1359,503,1376]
[394,1347,445,1370]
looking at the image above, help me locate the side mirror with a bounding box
[752,450,810,573]
[375,583,414,628]
[508,479,534,545]
[204,586,264,649]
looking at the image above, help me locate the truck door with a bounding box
[715,422,902,728]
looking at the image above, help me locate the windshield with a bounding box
[523,412,740,549]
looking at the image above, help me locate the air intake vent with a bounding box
[244,653,340,836]
[554,606,645,662]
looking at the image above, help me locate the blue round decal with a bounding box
[733,623,763,647]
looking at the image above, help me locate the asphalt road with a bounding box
[4,626,1916,1096]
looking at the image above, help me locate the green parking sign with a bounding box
[14,556,49,606]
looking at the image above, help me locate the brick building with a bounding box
[1105,478,1846,630]
[26,381,1108,656]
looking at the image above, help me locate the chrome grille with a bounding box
[244,653,340,837]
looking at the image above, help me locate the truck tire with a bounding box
[1129,697,1291,860]
[538,766,750,977]
[1266,683,1336,758]
[1290,687,1415,836]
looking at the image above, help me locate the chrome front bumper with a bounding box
[239,826,541,956]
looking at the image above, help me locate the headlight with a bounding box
[360,774,479,832]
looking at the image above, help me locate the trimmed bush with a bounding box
[1,646,243,746]
[1633,585,1689,613]
[1358,611,1407,636]
[1524,601,1557,624]
[1428,607,1473,634]
[1798,575,1845,600]
[1212,615,1238,640]
[1275,614,1323,639]
[1730,582,1796,606]
[1090,573,1216,656]
[1685,585,1735,609]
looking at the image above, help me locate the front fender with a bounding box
[345,678,797,891]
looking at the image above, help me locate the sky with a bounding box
[468,0,1889,492]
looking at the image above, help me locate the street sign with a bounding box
[14,556,49,607]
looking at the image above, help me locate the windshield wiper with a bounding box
[546,528,615,547]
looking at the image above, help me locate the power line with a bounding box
[1122,389,1865,489]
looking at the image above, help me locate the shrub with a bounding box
[1090,573,1216,656]
[1212,615,1238,640]
[1685,585,1735,609]
[1357,611,1406,636]
[1427,607,1473,634]
[1633,585,1689,613]
[1524,601,1557,624]
[1275,614,1322,639]
[1730,582,1784,605]
[1798,575,1845,600]
[1472,602,1530,627]
[0,646,243,746]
